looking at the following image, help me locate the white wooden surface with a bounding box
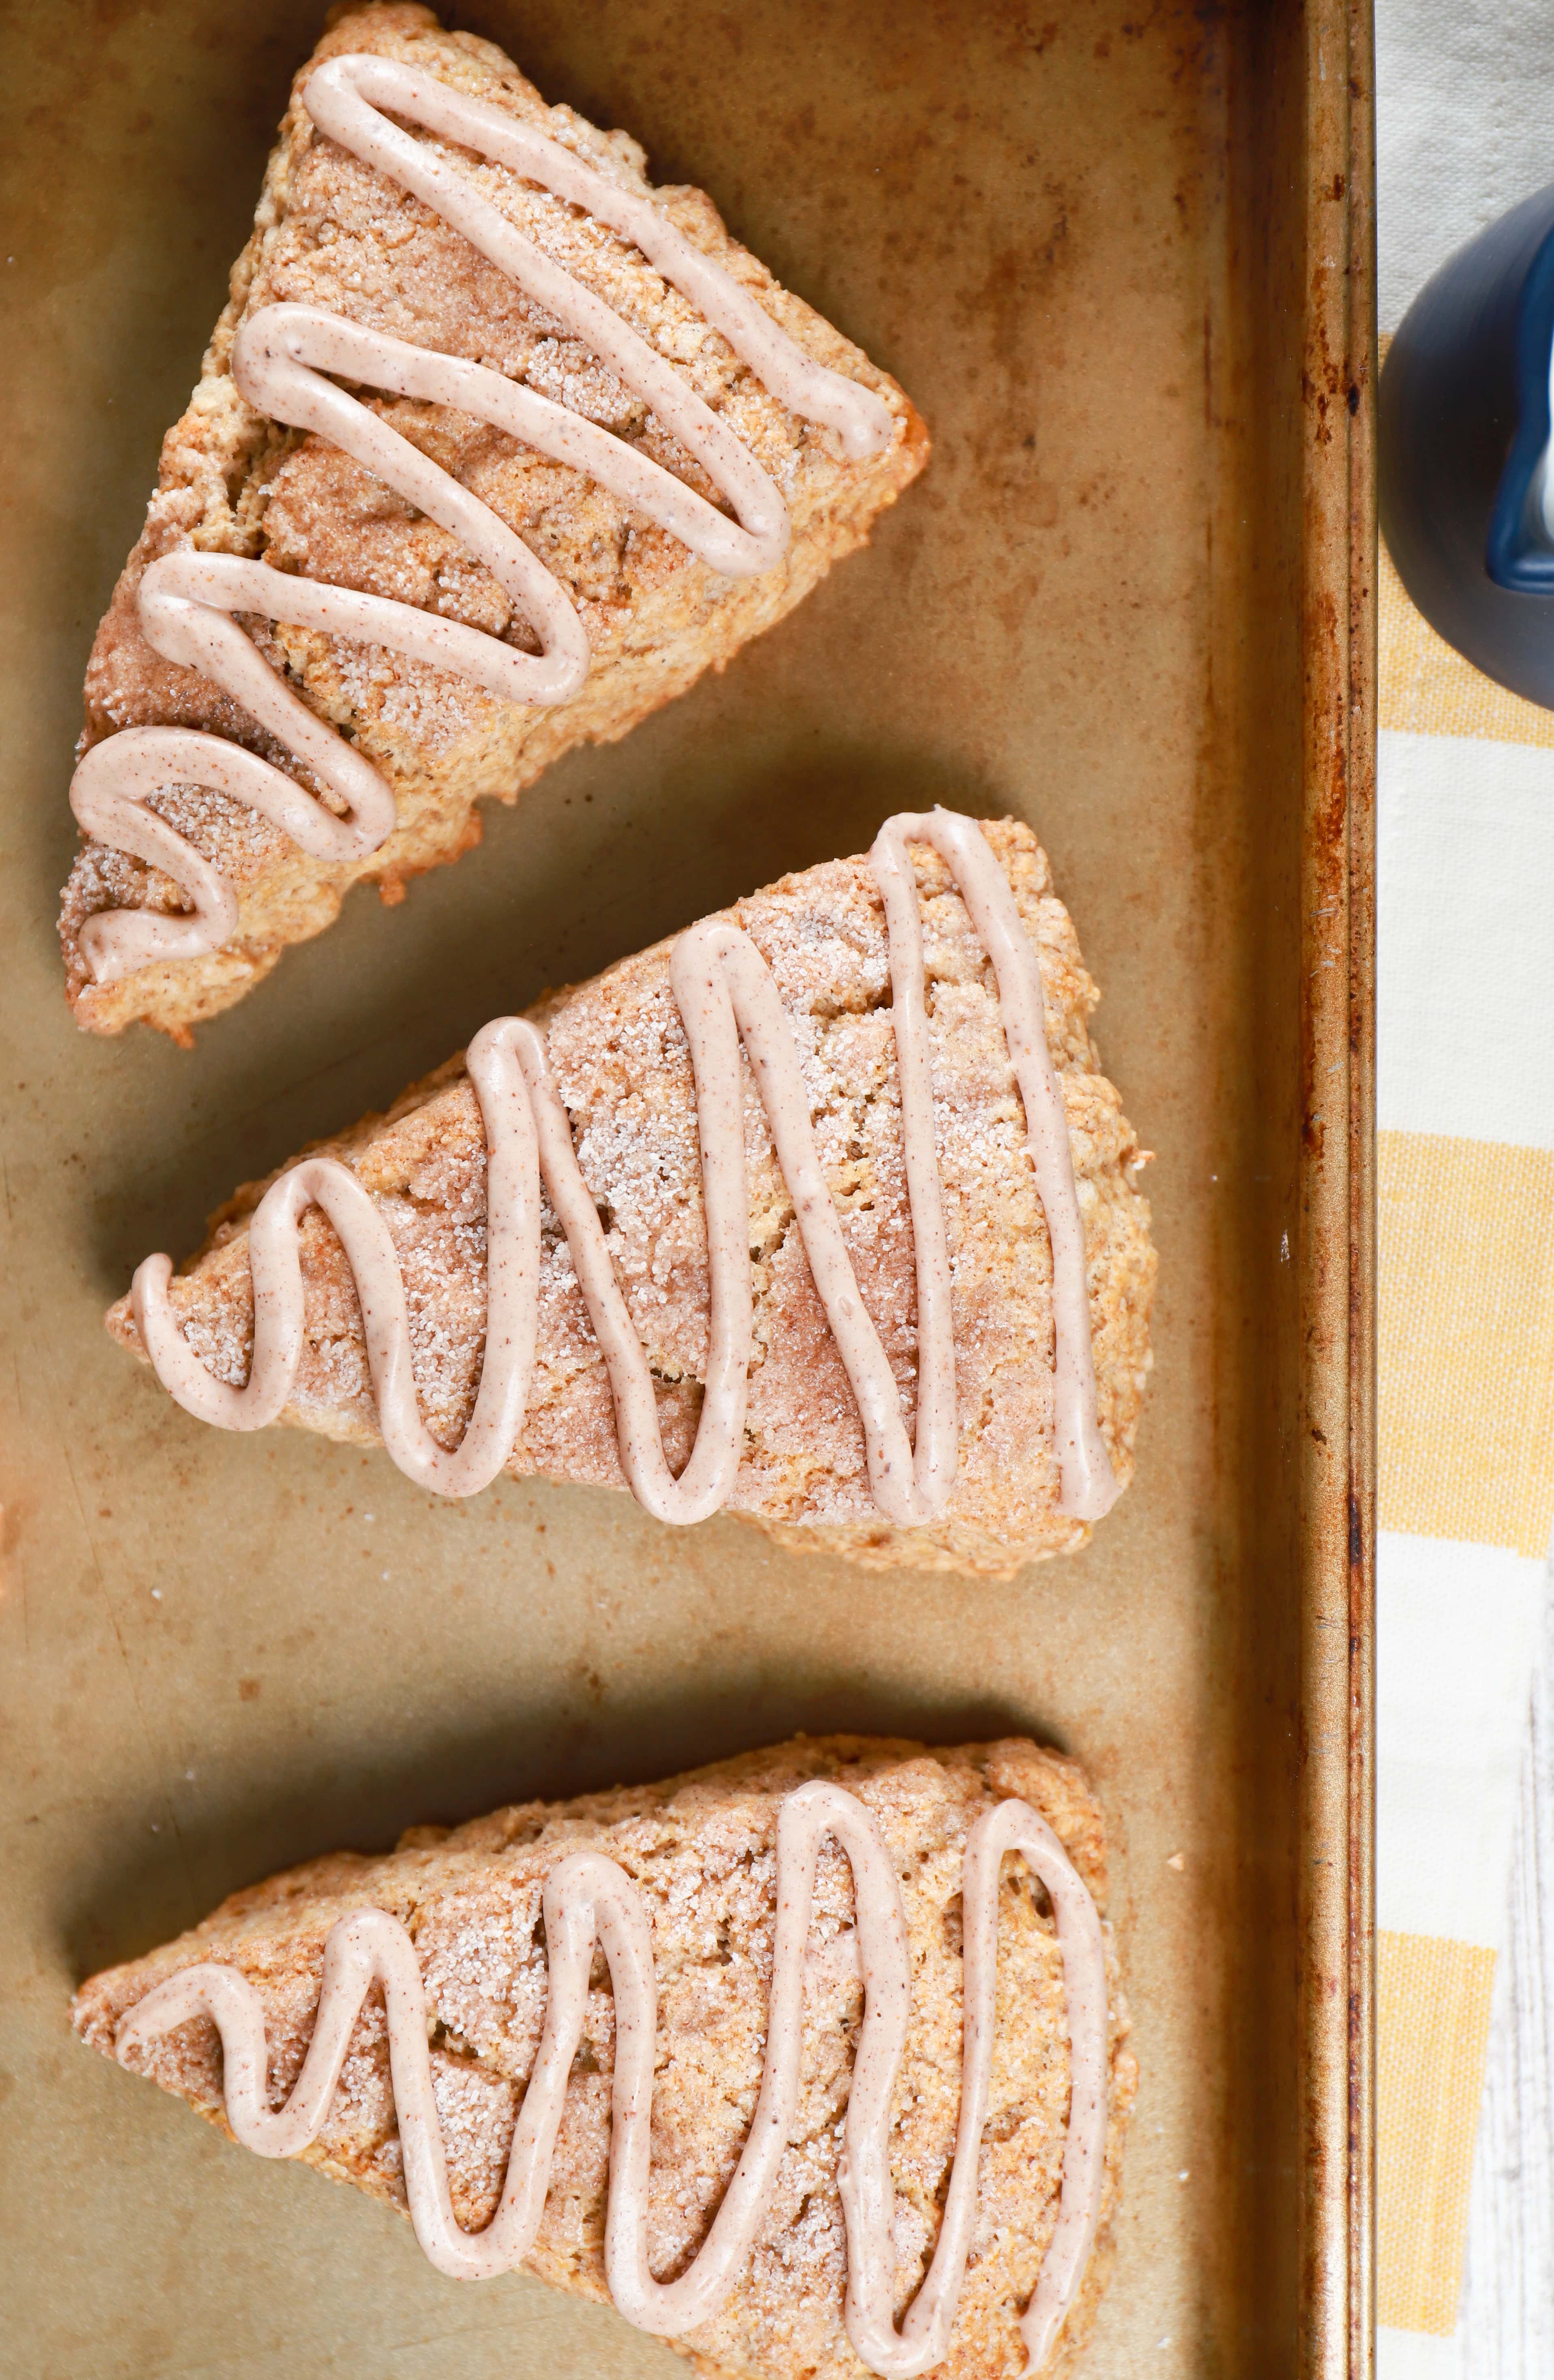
[1458,1562,1554,2376]
[1376,3,1554,2368]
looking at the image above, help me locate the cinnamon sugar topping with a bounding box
[131,810,1117,1525]
[69,52,893,990]
[118,1784,1109,2373]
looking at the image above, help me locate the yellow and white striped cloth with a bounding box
[1375,540,1554,2372]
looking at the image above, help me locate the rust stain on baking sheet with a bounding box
[1297,0,1377,2373]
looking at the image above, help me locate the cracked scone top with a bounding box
[73,1736,1139,2380]
[59,0,927,1040]
[105,816,1155,1575]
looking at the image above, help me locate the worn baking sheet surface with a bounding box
[0,0,1320,2371]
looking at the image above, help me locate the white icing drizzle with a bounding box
[69,51,894,988]
[131,810,1118,1525]
[116,1783,1110,2374]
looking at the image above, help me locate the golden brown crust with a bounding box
[103,818,1154,1574]
[60,1,928,1040]
[73,1734,1136,2380]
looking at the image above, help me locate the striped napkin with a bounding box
[1374,541,1554,2371]
[1374,5,1554,2362]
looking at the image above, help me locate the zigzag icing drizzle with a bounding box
[133,810,1118,1523]
[70,52,894,988]
[117,1782,1109,2376]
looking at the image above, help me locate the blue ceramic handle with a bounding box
[1380,181,1554,706]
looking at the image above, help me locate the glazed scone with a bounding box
[105,816,1155,1576]
[73,1735,1137,2380]
[60,0,927,1042]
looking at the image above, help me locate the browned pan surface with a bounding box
[0,0,1372,2370]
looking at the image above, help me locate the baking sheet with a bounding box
[0,0,1372,2370]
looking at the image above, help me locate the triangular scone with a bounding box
[74,1735,1137,2380]
[106,819,1154,1575]
[60,2,927,1042]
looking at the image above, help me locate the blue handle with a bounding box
[1380,181,1554,707]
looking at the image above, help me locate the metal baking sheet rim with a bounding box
[1300,0,1377,2371]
